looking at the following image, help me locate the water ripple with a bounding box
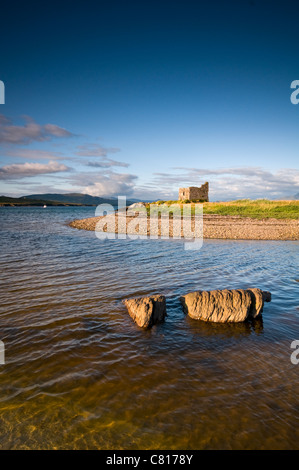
[0,207,299,449]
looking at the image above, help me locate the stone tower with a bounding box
[178,182,209,201]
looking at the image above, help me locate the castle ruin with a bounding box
[178,182,209,201]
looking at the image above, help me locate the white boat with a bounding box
[43,205,47,208]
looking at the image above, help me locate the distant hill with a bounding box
[21,193,117,206]
[0,195,72,206]
[283,193,299,201]
[0,192,148,207]
[20,193,141,206]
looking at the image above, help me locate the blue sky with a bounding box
[0,0,298,200]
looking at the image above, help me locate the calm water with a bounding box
[0,206,299,450]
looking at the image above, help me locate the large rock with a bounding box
[123,295,167,328]
[127,202,146,209]
[180,288,271,323]
[126,202,146,215]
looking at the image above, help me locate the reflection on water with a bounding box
[185,314,264,337]
[0,206,299,449]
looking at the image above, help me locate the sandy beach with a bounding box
[69,213,299,241]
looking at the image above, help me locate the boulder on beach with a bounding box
[127,202,146,210]
[180,288,271,323]
[126,202,146,216]
[123,295,167,328]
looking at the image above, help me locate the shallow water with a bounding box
[0,206,298,449]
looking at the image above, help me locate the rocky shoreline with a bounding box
[69,212,299,241]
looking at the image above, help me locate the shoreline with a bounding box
[69,213,299,241]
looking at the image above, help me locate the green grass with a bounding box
[146,199,299,219]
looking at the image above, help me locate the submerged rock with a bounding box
[123,295,167,328]
[180,288,271,323]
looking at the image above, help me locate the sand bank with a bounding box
[69,213,299,241]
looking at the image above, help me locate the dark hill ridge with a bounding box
[21,193,120,206]
[22,193,142,205]
[1,196,61,206]
[1,193,142,206]
[0,195,80,206]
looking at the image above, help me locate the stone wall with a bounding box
[178,182,209,201]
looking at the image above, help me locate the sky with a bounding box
[0,0,298,201]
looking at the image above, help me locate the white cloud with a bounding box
[87,159,129,168]
[0,115,73,145]
[76,143,120,157]
[149,167,299,200]
[65,169,137,197]
[75,143,129,168]
[0,160,71,179]
[4,149,63,160]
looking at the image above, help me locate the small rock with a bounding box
[247,288,268,318]
[180,288,271,323]
[262,290,272,302]
[123,295,167,328]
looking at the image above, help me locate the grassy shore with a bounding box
[146,199,299,220]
